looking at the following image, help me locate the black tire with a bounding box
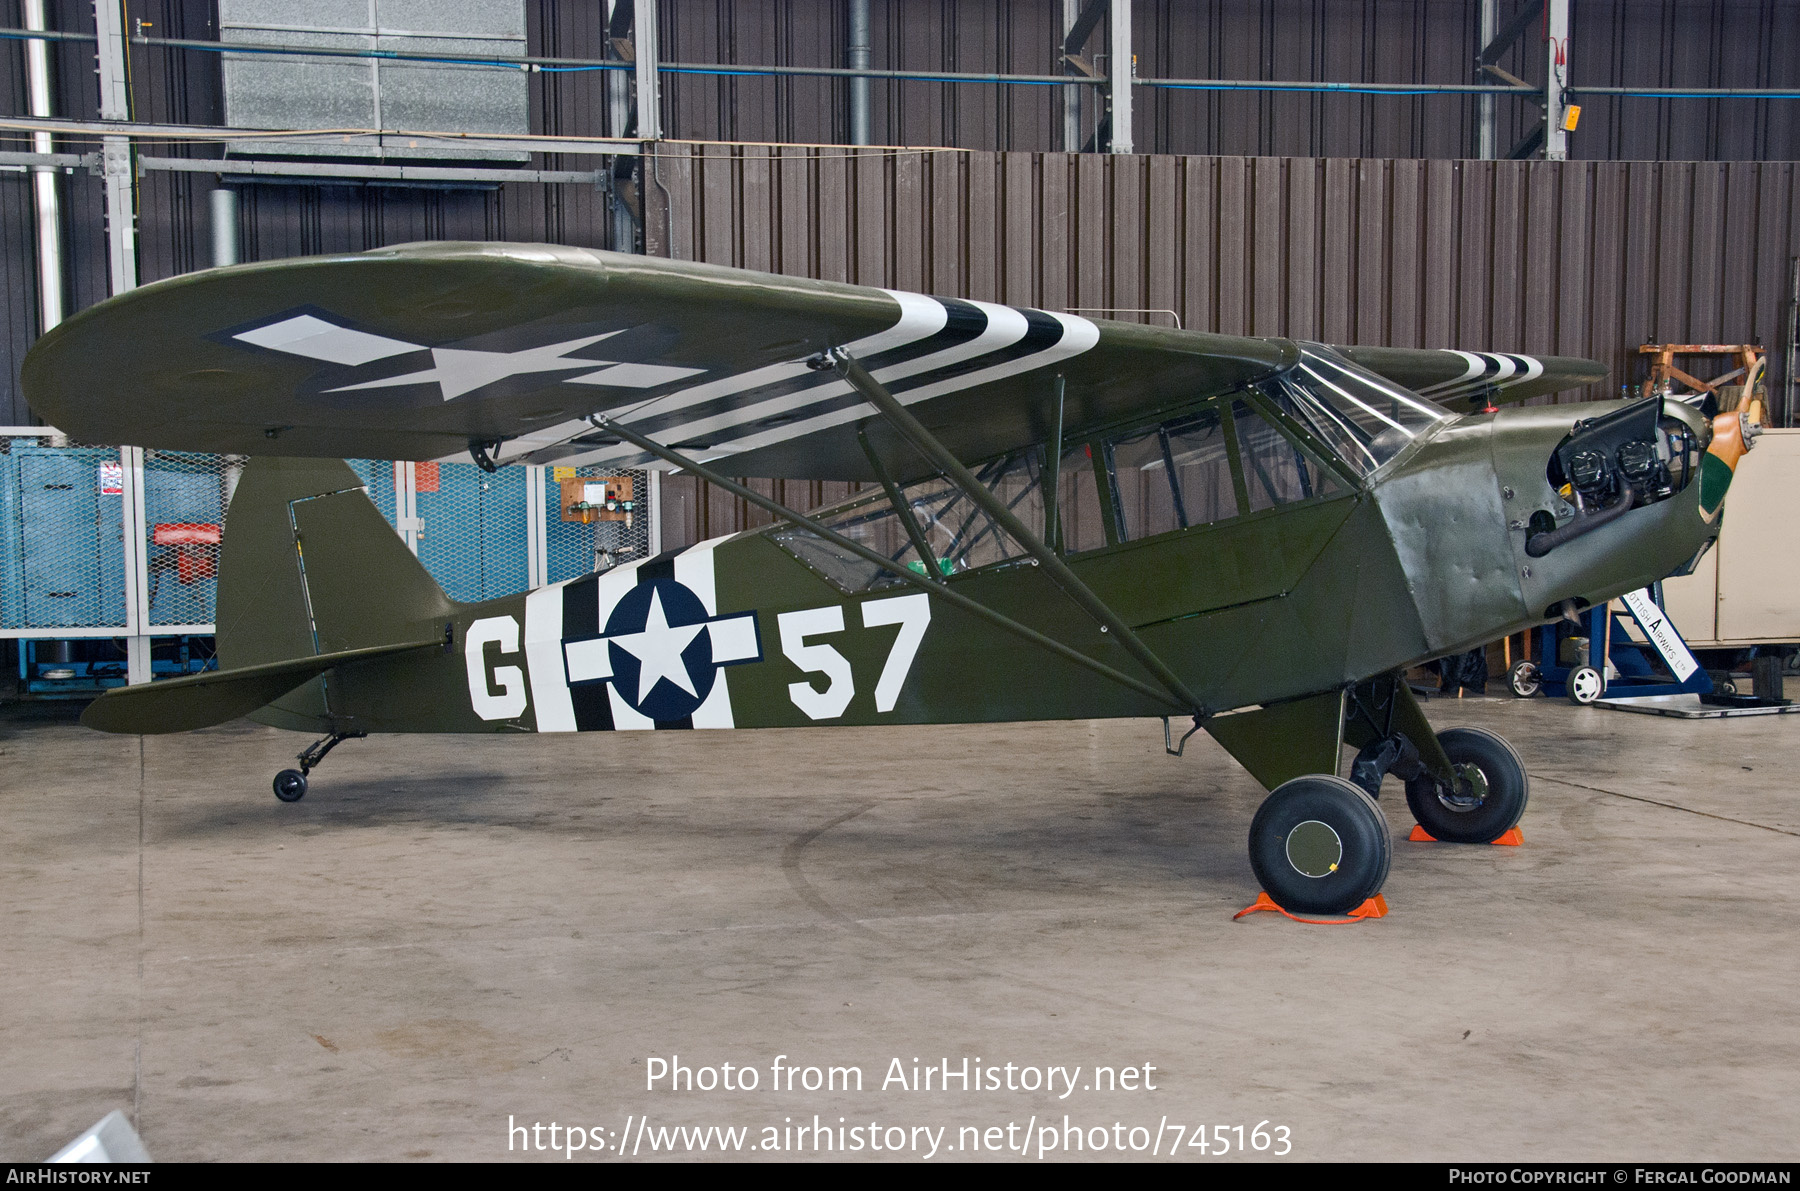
[273,769,308,802]
[1404,726,1527,844]
[1248,776,1391,916]
[1566,664,1604,705]
[1508,660,1541,698]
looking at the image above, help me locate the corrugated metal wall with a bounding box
[650,145,1800,546]
[659,0,1799,160]
[648,146,1800,394]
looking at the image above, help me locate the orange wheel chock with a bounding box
[1232,891,1389,925]
[1408,824,1523,845]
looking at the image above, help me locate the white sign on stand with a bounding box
[1620,587,1700,682]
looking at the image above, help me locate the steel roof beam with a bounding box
[1478,0,1543,67]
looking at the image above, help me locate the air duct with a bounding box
[23,0,63,334]
[848,0,871,145]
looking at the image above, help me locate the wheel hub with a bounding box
[1284,819,1344,878]
[1437,761,1489,812]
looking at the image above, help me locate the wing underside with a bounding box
[24,242,1287,483]
[24,242,1604,479]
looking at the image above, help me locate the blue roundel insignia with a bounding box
[602,579,719,722]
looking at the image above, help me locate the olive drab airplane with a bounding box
[22,243,1761,916]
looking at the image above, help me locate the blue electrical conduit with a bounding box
[2,27,1796,99]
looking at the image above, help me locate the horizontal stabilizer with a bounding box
[80,639,442,735]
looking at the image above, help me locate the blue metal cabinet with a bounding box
[5,448,127,628]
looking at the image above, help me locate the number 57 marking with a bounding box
[777,593,932,720]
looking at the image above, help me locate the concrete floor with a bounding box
[2,691,1797,1163]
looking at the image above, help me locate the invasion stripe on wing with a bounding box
[585,297,996,448]
[494,290,951,468]
[1417,350,1546,399]
[575,300,1034,468]
[566,302,1097,470]
[690,308,1096,464]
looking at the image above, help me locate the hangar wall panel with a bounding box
[649,146,1800,547]
[655,1,1799,161]
[4,1,1798,427]
[9,3,1793,166]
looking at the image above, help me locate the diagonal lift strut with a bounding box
[829,347,1208,717]
[586,416,1187,712]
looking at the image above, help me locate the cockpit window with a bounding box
[1106,408,1240,540]
[770,449,1047,593]
[771,369,1377,593]
[1231,398,1346,512]
[1265,344,1446,475]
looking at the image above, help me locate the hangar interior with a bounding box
[2,0,1799,1165]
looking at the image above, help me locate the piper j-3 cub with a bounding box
[24,243,1760,916]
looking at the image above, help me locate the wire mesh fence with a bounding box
[142,450,236,629]
[347,459,400,528]
[417,460,532,604]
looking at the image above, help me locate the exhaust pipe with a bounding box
[1525,488,1635,558]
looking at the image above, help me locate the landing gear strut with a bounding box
[272,730,365,802]
[1346,672,1529,842]
[1403,726,1528,843]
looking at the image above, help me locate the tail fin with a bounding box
[215,458,451,665]
[82,458,453,734]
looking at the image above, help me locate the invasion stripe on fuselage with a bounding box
[511,538,751,734]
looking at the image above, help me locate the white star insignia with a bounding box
[326,332,625,401]
[606,589,707,704]
[233,314,708,401]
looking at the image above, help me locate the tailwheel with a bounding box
[1403,726,1528,844]
[273,769,308,802]
[1248,776,1391,916]
[270,731,364,803]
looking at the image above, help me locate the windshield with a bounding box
[1265,344,1446,475]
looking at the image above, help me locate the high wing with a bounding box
[23,242,1288,483]
[1336,344,1608,413]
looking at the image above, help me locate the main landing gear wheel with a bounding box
[273,769,308,802]
[1248,776,1391,916]
[1508,660,1542,698]
[1566,664,1604,705]
[1403,727,1528,844]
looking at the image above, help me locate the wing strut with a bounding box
[857,427,945,582]
[586,415,1186,712]
[829,347,1209,719]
